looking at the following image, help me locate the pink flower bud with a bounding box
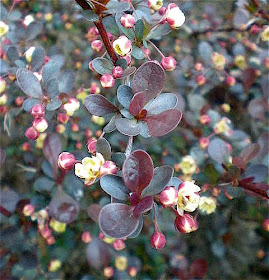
[58,152,76,171]
[100,161,118,176]
[161,56,177,71]
[89,82,100,94]
[112,66,124,79]
[46,235,55,245]
[30,104,45,119]
[82,231,92,243]
[225,76,236,87]
[71,123,79,132]
[32,117,48,133]
[57,113,69,124]
[150,231,166,249]
[128,266,138,277]
[195,62,203,72]
[165,3,185,29]
[87,138,97,153]
[175,214,198,233]
[40,226,52,239]
[199,137,210,149]
[250,24,259,34]
[21,142,31,152]
[15,96,24,107]
[56,124,65,134]
[120,14,136,28]
[196,74,206,86]
[200,114,211,125]
[25,126,39,140]
[103,267,114,278]
[158,7,166,16]
[91,39,103,52]
[107,32,114,42]
[100,73,115,89]
[122,54,132,65]
[23,204,35,216]
[88,60,94,71]
[113,239,126,250]
[159,186,178,207]
[263,219,269,231]
[76,141,83,149]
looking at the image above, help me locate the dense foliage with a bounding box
[0,0,268,279]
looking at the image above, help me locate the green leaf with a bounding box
[92,57,113,75]
[147,23,172,40]
[82,10,99,22]
[33,176,55,192]
[131,46,145,60]
[96,137,111,160]
[105,2,130,14]
[135,19,144,42]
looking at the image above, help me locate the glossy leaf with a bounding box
[96,137,111,160]
[145,109,182,137]
[43,133,62,177]
[122,150,154,194]
[115,117,141,136]
[85,94,118,117]
[86,238,111,269]
[16,69,43,98]
[48,188,79,224]
[117,85,133,109]
[132,61,165,102]
[208,138,230,164]
[100,175,130,201]
[144,93,178,115]
[129,91,146,116]
[92,57,113,75]
[99,203,139,239]
[240,143,260,163]
[133,196,153,217]
[142,166,174,197]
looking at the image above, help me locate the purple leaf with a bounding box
[190,258,208,279]
[58,70,75,94]
[133,196,153,217]
[122,150,154,194]
[86,238,111,269]
[84,94,118,117]
[115,117,141,136]
[43,134,62,178]
[48,188,80,224]
[145,109,182,137]
[248,99,266,121]
[208,138,230,164]
[142,165,174,197]
[129,92,146,116]
[132,61,165,103]
[99,203,140,239]
[240,143,260,163]
[88,204,101,223]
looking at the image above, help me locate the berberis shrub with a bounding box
[0,0,268,279]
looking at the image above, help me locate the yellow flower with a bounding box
[0,93,8,105]
[44,13,53,22]
[92,115,105,126]
[49,219,66,233]
[36,133,47,149]
[177,180,200,215]
[76,91,88,103]
[199,196,217,214]
[63,98,80,116]
[221,103,231,113]
[25,46,36,63]
[214,117,231,135]
[0,21,9,37]
[75,153,105,185]
[48,259,61,272]
[0,77,6,94]
[115,256,128,271]
[234,55,247,69]
[261,26,269,42]
[211,52,226,70]
[178,155,197,175]
[103,237,115,244]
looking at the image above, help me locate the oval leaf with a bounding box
[117,85,133,109]
[100,175,130,201]
[122,150,154,194]
[240,143,260,163]
[133,196,153,217]
[208,138,230,164]
[96,137,111,160]
[115,117,141,136]
[92,58,113,75]
[99,203,139,239]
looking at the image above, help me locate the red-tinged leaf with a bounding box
[257,132,269,163]
[84,94,118,117]
[43,134,62,178]
[145,109,182,137]
[132,61,165,103]
[122,150,154,194]
[239,179,269,199]
[88,204,102,223]
[232,156,246,170]
[240,143,260,163]
[86,238,111,269]
[133,196,153,217]
[248,99,266,121]
[241,68,257,91]
[99,203,140,239]
[129,92,146,116]
[190,258,208,279]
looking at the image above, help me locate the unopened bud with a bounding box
[120,14,136,28]
[30,104,45,118]
[100,161,118,176]
[58,152,76,171]
[82,231,92,243]
[199,137,210,149]
[87,138,97,153]
[150,231,166,249]
[100,73,115,89]
[225,76,236,87]
[174,214,198,233]
[32,117,48,133]
[25,126,39,140]
[23,204,35,216]
[91,39,103,52]
[161,56,177,71]
[196,74,206,86]
[112,66,124,79]
[112,239,125,251]
[159,186,178,207]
